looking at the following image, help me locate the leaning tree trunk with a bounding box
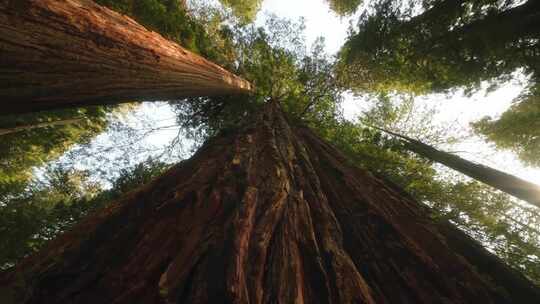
[402,138,540,208]
[0,0,251,115]
[371,126,540,208]
[0,118,84,136]
[1,102,539,303]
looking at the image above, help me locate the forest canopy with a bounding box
[1,0,540,294]
[337,0,540,165]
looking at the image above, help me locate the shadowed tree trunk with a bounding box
[1,102,539,303]
[372,126,540,208]
[0,0,252,115]
[0,118,84,136]
[403,139,540,207]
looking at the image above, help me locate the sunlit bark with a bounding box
[0,118,84,136]
[0,0,252,115]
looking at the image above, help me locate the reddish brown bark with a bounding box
[1,102,539,303]
[0,0,252,115]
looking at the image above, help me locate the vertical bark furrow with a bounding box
[1,102,539,303]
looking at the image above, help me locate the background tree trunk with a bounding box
[402,138,540,207]
[1,102,539,303]
[0,0,252,115]
[372,126,540,208]
[0,118,84,136]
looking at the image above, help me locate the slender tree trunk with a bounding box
[0,0,252,115]
[1,102,539,303]
[374,126,540,208]
[405,140,540,207]
[0,118,84,136]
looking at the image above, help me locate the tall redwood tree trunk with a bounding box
[0,0,251,115]
[1,102,539,303]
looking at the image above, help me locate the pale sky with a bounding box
[256,0,357,55]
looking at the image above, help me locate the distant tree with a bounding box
[218,0,263,23]
[0,166,102,269]
[338,0,540,167]
[472,83,540,166]
[338,0,540,94]
[0,107,111,201]
[0,118,85,137]
[325,0,363,16]
[335,94,540,283]
[109,158,171,196]
[371,125,540,208]
[3,102,540,303]
[173,17,342,139]
[430,181,540,284]
[2,10,540,303]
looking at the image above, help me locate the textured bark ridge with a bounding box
[1,103,539,303]
[0,0,252,114]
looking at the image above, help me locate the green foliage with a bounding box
[472,84,540,166]
[318,119,540,284]
[430,182,540,284]
[165,17,540,285]
[318,118,442,201]
[172,16,342,138]
[326,0,363,16]
[2,1,539,287]
[0,107,110,201]
[219,0,263,23]
[108,158,170,195]
[313,93,540,284]
[0,0,208,267]
[338,0,540,94]
[359,93,465,145]
[0,158,169,269]
[0,167,102,269]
